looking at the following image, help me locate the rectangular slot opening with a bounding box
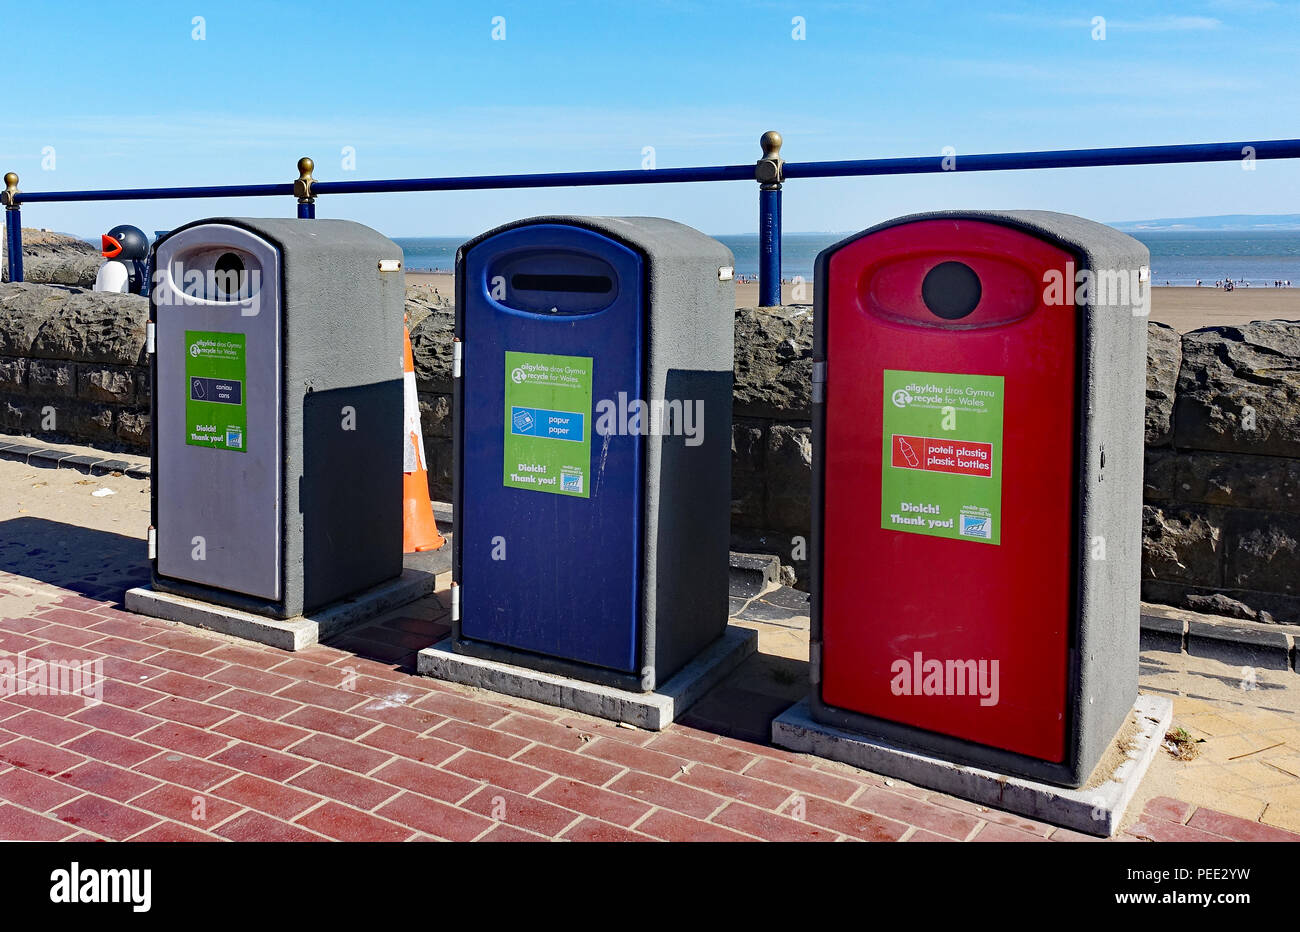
[511,273,613,294]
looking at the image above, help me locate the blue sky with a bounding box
[3,0,1299,238]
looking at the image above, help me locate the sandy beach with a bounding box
[408,272,1299,332]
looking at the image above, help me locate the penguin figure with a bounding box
[94,224,149,294]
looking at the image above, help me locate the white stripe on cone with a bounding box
[403,370,426,473]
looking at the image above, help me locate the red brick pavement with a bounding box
[0,572,1295,842]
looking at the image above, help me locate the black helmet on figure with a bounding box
[101,224,149,261]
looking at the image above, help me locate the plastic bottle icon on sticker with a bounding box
[898,437,920,467]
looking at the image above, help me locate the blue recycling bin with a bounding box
[452,216,735,691]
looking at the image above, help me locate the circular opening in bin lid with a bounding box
[921,261,981,320]
[214,251,246,300]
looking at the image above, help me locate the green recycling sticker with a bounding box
[881,369,1004,545]
[185,330,247,453]
[503,350,593,498]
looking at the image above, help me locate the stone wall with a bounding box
[2,281,1297,623]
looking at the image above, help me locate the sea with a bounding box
[394,230,1300,287]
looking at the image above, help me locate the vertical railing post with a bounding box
[2,173,23,283]
[294,157,316,219]
[755,131,784,307]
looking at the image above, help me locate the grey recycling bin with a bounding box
[452,216,735,691]
[148,218,406,619]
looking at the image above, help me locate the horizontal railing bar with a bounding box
[14,139,1300,205]
[785,139,1300,179]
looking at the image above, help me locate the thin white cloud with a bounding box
[992,12,1223,31]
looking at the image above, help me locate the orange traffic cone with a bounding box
[402,318,446,552]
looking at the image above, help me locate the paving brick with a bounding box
[131,783,243,827]
[636,808,754,842]
[561,818,653,842]
[205,643,287,670]
[210,742,313,781]
[83,636,164,662]
[0,802,79,840]
[275,680,367,712]
[0,616,53,635]
[1187,807,1300,842]
[581,737,690,779]
[97,679,166,711]
[712,802,838,841]
[607,771,724,819]
[144,630,223,654]
[0,737,86,776]
[145,650,228,678]
[137,721,232,758]
[129,821,219,842]
[87,615,162,640]
[429,719,531,759]
[214,810,327,842]
[374,791,493,841]
[494,713,591,752]
[442,750,550,794]
[1126,815,1225,843]
[647,732,757,771]
[556,716,656,746]
[782,795,909,841]
[371,757,480,803]
[853,786,981,840]
[534,778,652,827]
[208,687,303,721]
[745,757,864,804]
[32,622,106,648]
[0,766,83,810]
[64,701,162,743]
[461,785,579,836]
[138,694,233,729]
[903,829,953,842]
[135,752,239,792]
[1144,796,1196,825]
[349,697,445,733]
[212,713,311,751]
[268,657,344,688]
[208,663,297,694]
[33,608,105,630]
[142,670,229,702]
[359,725,460,766]
[679,763,793,810]
[514,744,625,787]
[283,705,380,741]
[63,729,161,768]
[476,822,548,842]
[58,760,161,803]
[214,773,321,820]
[294,800,413,841]
[1,708,92,745]
[969,821,1051,842]
[288,765,400,810]
[414,691,512,727]
[287,733,392,775]
[51,794,160,840]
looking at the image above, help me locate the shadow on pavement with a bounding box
[0,516,150,603]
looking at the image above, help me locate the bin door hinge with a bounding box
[146,322,156,355]
[812,361,827,404]
[147,526,157,560]
[450,581,460,622]
[452,339,462,379]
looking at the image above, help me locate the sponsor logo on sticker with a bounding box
[226,429,243,449]
[560,468,583,493]
[960,514,991,539]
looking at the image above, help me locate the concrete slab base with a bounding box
[771,693,1174,837]
[125,550,448,652]
[417,625,758,730]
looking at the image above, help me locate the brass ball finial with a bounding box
[760,131,783,160]
[756,131,785,188]
[1,172,17,208]
[3,172,17,189]
[294,157,315,202]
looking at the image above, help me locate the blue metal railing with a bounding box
[5,136,1300,307]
